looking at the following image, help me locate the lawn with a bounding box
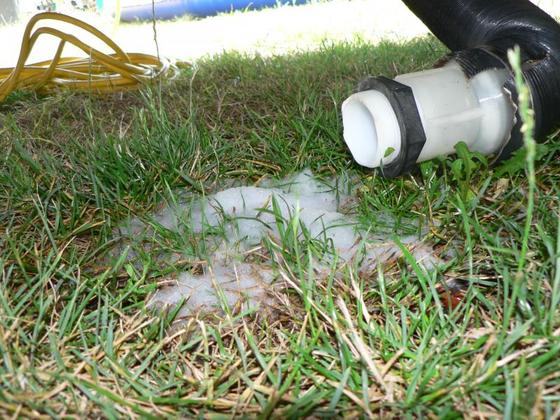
[1,33,560,417]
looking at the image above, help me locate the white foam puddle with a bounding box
[114,170,440,319]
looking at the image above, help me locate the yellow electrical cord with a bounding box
[0,12,180,102]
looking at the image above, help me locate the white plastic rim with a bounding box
[341,90,402,168]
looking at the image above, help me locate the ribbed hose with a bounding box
[401,0,560,159]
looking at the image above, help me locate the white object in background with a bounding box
[0,0,19,23]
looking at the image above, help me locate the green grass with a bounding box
[1,36,560,417]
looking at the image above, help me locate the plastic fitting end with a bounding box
[341,89,401,168]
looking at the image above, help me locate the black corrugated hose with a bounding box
[402,0,560,161]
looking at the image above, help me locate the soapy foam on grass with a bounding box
[114,170,440,319]
[149,261,276,319]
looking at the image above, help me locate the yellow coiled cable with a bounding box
[0,12,180,102]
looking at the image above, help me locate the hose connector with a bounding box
[344,0,560,177]
[342,58,515,177]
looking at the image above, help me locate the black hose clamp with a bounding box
[356,76,426,178]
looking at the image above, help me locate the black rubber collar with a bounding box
[356,76,426,178]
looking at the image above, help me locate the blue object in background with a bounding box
[183,0,307,18]
[121,1,188,21]
[120,0,308,21]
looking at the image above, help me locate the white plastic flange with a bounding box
[341,90,401,168]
